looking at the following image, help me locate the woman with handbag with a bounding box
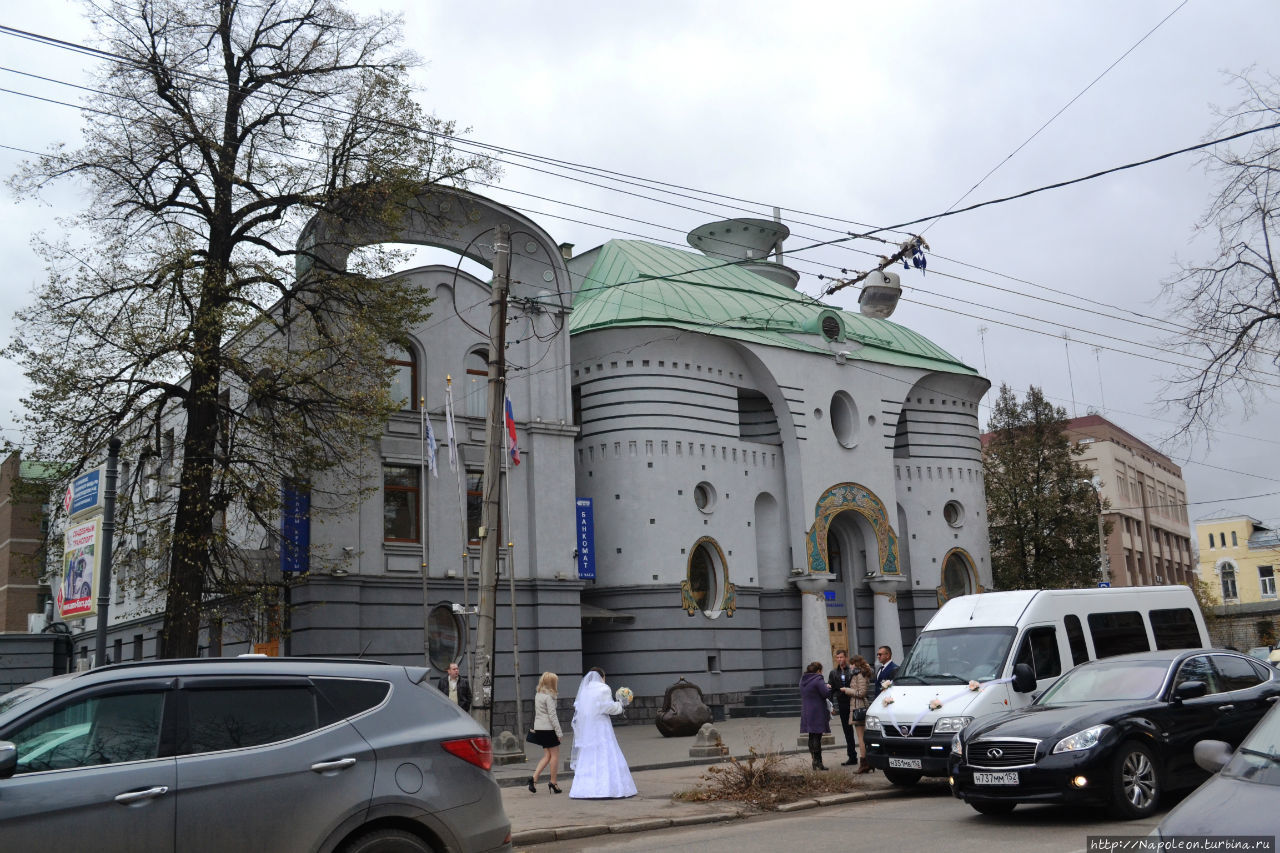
[840,654,875,773]
[799,661,831,771]
[527,671,564,793]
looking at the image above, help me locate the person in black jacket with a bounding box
[827,650,858,766]
[871,646,898,699]
[436,662,473,711]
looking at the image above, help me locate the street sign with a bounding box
[69,467,106,520]
[1098,581,1111,588]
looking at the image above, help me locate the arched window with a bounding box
[1221,566,1239,601]
[464,348,488,417]
[387,344,417,411]
[942,552,974,601]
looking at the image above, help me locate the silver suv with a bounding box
[0,657,511,853]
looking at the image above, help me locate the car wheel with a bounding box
[969,800,1016,816]
[340,828,435,853]
[883,768,922,787]
[1109,740,1160,820]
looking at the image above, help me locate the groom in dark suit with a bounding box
[871,645,899,699]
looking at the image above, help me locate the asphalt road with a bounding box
[527,784,1165,853]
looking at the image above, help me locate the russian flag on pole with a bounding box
[504,395,521,466]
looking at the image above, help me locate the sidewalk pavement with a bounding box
[492,715,945,846]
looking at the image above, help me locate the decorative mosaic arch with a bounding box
[806,482,900,576]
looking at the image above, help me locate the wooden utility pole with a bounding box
[472,224,510,733]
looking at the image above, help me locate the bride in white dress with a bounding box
[568,668,637,798]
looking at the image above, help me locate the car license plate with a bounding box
[888,758,922,769]
[973,771,1018,785]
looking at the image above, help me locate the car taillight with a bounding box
[442,736,492,771]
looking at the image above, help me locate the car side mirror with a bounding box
[0,742,16,779]
[1193,739,1233,774]
[1012,663,1036,693]
[1173,680,1208,703]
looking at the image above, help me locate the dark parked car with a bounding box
[0,657,511,853]
[948,648,1280,819]
[1152,697,1280,837]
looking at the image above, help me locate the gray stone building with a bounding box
[70,189,991,727]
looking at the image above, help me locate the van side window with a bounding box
[1014,627,1062,680]
[1088,611,1150,658]
[1063,615,1090,666]
[1149,608,1201,650]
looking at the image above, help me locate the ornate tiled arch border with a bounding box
[806,482,900,576]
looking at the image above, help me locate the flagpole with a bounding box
[419,395,430,668]
[445,376,472,683]
[503,408,524,739]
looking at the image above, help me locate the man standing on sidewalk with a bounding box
[827,650,858,766]
[871,646,898,699]
[437,662,473,711]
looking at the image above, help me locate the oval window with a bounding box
[688,543,720,616]
[821,315,842,342]
[830,391,858,448]
[943,553,973,600]
[944,501,964,528]
[427,603,467,671]
[694,481,716,513]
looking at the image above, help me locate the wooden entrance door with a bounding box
[828,617,848,666]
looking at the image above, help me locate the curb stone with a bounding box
[774,799,819,813]
[554,824,611,840]
[611,818,673,833]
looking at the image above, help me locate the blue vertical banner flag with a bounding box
[576,498,596,580]
[504,395,521,466]
[280,479,311,575]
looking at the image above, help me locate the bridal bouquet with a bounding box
[615,686,634,705]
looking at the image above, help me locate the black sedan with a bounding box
[948,648,1280,819]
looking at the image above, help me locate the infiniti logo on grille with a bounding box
[986,748,1004,758]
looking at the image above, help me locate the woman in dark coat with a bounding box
[799,661,831,770]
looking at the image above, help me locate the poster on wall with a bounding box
[58,518,102,619]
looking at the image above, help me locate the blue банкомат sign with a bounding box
[576,498,595,580]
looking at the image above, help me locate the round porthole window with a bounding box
[694,481,717,513]
[830,391,858,448]
[944,500,964,528]
[821,315,842,342]
[427,603,467,671]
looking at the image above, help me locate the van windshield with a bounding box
[894,627,1017,685]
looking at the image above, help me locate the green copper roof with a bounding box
[569,240,978,375]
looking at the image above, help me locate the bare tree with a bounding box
[1163,71,1280,435]
[5,0,495,656]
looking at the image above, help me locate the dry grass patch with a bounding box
[674,748,871,809]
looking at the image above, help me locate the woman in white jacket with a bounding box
[527,671,564,793]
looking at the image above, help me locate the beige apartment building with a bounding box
[1065,415,1195,588]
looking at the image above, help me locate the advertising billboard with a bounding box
[58,518,102,619]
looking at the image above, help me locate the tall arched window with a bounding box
[1221,566,1239,601]
[941,551,974,603]
[464,348,488,417]
[387,344,417,411]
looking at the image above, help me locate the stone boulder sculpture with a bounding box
[655,677,713,737]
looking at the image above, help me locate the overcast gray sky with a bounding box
[3,1,1279,527]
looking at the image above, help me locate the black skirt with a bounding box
[527,728,561,748]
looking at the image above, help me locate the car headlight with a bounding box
[951,733,963,756]
[1052,724,1111,754]
[934,716,974,733]
[865,715,882,732]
